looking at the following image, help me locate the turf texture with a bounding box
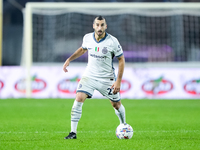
[0,99,200,150]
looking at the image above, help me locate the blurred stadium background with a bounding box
[2,0,200,66]
[0,1,200,150]
[1,0,200,99]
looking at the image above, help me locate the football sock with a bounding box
[71,100,83,133]
[114,104,126,124]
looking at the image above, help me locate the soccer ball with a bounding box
[116,123,133,139]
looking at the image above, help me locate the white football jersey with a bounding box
[81,32,123,82]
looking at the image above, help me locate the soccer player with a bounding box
[63,16,126,139]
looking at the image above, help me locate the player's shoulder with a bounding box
[83,32,93,39]
[106,33,120,47]
[106,33,119,43]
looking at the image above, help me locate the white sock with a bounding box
[114,104,126,124]
[71,100,83,133]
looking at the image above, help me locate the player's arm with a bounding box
[63,47,87,72]
[111,55,125,94]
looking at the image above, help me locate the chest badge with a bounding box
[102,47,108,54]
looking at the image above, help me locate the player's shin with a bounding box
[114,104,126,124]
[70,100,83,133]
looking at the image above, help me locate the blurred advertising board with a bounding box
[0,66,200,99]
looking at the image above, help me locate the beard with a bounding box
[96,30,104,37]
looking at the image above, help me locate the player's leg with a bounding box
[110,100,126,124]
[71,92,87,131]
[97,81,126,124]
[64,92,87,139]
[65,77,95,139]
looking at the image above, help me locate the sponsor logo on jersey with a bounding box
[58,76,80,94]
[15,75,46,93]
[184,79,200,95]
[95,47,99,52]
[0,80,4,90]
[90,54,106,59]
[142,76,173,95]
[102,47,108,54]
[88,48,92,50]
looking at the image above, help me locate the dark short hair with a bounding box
[96,16,104,21]
[93,16,106,24]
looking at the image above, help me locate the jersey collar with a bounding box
[93,32,108,43]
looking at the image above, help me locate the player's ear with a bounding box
[93,23,95,29]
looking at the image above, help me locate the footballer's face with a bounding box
[93,19,107,37]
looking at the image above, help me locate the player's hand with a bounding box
[110,81,121,94]
[63,59,70,72]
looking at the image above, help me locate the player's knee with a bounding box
[111,101,121,110]
[75,92,87,102]
[75,96,84,102]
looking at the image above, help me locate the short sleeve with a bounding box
[113,39,123,57]
[82,35,87,50]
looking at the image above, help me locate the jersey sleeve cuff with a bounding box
[116,53,123,57]
[82,47,87,50]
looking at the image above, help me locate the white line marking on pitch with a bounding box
[0,130,199,134]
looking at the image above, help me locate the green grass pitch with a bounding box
[0,99,200,150]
